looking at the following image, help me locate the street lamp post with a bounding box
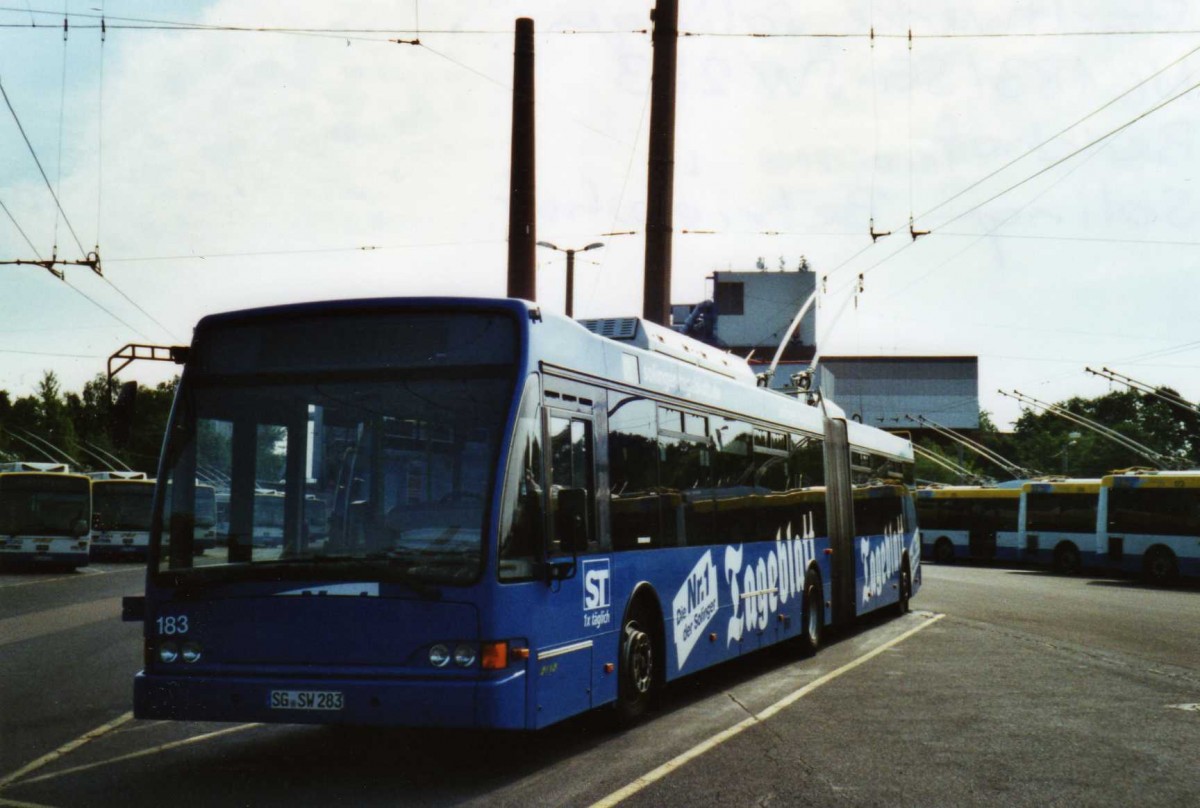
[1062,431,1082,475]
[536,241,604,317]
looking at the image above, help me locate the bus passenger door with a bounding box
[532,405,605,728]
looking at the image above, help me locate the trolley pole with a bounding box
[507,17,537,302]
[642,0,679,326]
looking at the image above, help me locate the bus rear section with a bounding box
[1019,480,1100,575]
[0,471,92,568]
[90,478,155,560]
[1099,471,1200,584]
[915,486,1022,563]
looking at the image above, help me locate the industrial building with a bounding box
[672,263,979,431]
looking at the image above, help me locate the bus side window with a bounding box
[608,396,659,551]
[788,433,828,538]
[499,383,544,581]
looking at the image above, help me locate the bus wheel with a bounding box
[933,537,954,564]
[1143,546,1178,585]
[895,561,912,615]
[1053,543,1081,575]
[615,612,655,724]
[799,573,823,656]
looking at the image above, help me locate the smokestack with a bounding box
[642,0,679,326]
[507,17,537,301]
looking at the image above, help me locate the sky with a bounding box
[1,0,1199,429]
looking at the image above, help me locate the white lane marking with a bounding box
[16,724,261,786]
[590,613,946,808]
[0,712,133,790]
[0,598,125,650]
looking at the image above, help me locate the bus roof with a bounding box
[92,477,156,489]
[915,486,1022,500]
[1022,479,1101,495]
[1102,470,1200,489]
[0,461,70,473]
[86,470,149,480]
[189,296,914,465]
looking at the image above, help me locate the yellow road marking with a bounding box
[16,725,260,786]
[589,613,945,808]
[0,712,133,790]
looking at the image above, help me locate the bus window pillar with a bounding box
[228,419,257,563]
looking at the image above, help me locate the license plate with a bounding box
[123,538,134,545]
[36,544,49,552]
[269,690,344,711]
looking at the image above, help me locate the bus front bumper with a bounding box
[133,669,528,729]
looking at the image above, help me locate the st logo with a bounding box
[582,559,611,611]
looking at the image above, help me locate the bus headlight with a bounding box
[181,642,203,663]
[428,644,451,668]
[453,644,477,667]
[158,642,179,664]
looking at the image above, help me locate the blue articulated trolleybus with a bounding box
[127,297,919,729]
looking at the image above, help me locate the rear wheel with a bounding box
[1053,542,1081,575]
[799,573,823,656]
[933,537,954,564]
[896,561,912,614]
[615,610,656,725]
[1143,546,1178,585]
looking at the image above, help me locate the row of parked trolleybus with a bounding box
[916,470,1200,584]
[6,458,1193,587]
[0,460,329,569]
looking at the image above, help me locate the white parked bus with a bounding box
[90,476,155,560]
[1097,470,1200,583]
[1019,479,1101,574]
[0,467,92,568]
[253,490,286,547]
[915,486,1023,564]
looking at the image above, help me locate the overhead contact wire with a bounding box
[0,76,88,257]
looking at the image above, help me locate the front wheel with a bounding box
[1053,542,1081,575]
[933,537,955,564]
[1143,546,1178,585]
[614,614,655,725]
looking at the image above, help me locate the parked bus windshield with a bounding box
[92,480,155,532]
[0,474,91,536]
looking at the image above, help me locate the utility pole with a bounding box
[506,17,537,302]
[536,241,604,317]
[642,0,678,326]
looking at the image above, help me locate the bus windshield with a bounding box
[93,481,155,531]
[0,475,91,537]
[155,310,517,586]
